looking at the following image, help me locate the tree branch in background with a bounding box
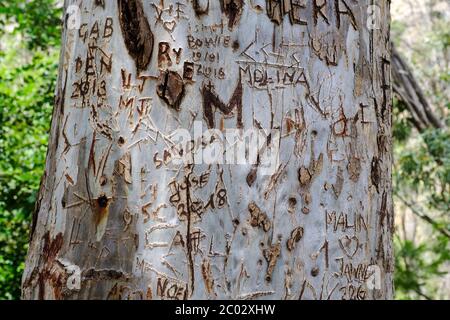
[392,44,446,131]
[395,192,450,240]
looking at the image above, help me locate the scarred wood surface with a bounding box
[22,0,393,300]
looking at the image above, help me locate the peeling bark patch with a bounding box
[288,197,297,207]
[202,76,243,128]
[378,191,392,232]
[118,152,132,184]
[298,153,323,189]
[42,232,64,263]
[38,232,64,299]
[288,196,297,214]
[286,227,304,251]
[220,0,244,30]
[158,42,173,68]
[371,157,381,193]
[192,0,209,17]
[246,167,257,187]
[248,202,271,232]
[298,167,312,186]
[100,176,108,186]
[263,242,281,282]
[201,259,216,297]
[38,269,64,300]
[298,148,323,209]
[157,70,185,111]
[95,0,105,9]
[118,0,154,73]
[347,157,361,182]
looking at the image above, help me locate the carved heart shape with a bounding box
[163,20,177,33]
[339,235,360,258]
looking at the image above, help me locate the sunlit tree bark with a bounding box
[23,0,393,300]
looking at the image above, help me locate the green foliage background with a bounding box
[0,0,448,300]
[0,0,61,299]
[391,2,450,299]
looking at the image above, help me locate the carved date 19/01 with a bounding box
[175,304,276,317]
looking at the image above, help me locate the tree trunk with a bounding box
[22,0,394,300]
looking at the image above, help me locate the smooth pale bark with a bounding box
[22,0,393,300]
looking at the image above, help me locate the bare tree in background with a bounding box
[391,0,449,131]
[392,45,445,131]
